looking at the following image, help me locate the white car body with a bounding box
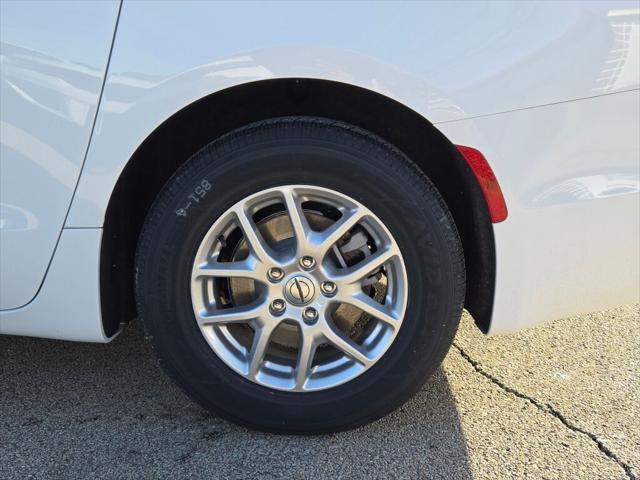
[1,1,639,342]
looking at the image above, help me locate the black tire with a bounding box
[135,117,465,433]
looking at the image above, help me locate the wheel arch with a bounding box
[100,78,496,337]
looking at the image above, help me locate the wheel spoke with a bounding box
[295,333,318,390]
[196,302,265,327]
[193,258,261,281]
[311,208,366,256]
[339,291,399,329]
[323,326,372,367]
[282,188,311,254]
[248,322,278,378]
[331,246,398,285]
[233,206,277,264]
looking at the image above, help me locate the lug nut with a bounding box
[302,307,319,324]
[320,281,337,296]
[299,256,316,270]
[270,299,286,315]
[267,267,285,282]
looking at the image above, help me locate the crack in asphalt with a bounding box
[452,342,636,480]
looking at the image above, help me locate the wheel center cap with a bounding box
[284,276,315,306]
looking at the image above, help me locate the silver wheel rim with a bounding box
[190,185,408,392]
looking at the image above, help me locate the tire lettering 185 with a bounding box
[176,179,212,216]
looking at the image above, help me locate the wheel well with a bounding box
[100,78,495,337]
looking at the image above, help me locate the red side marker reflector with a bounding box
[456,145,508,223]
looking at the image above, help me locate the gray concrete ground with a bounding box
[1,304,637,479]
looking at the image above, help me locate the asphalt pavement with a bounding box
[1,304,637,479]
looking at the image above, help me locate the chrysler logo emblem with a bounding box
[285,276,315,305]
